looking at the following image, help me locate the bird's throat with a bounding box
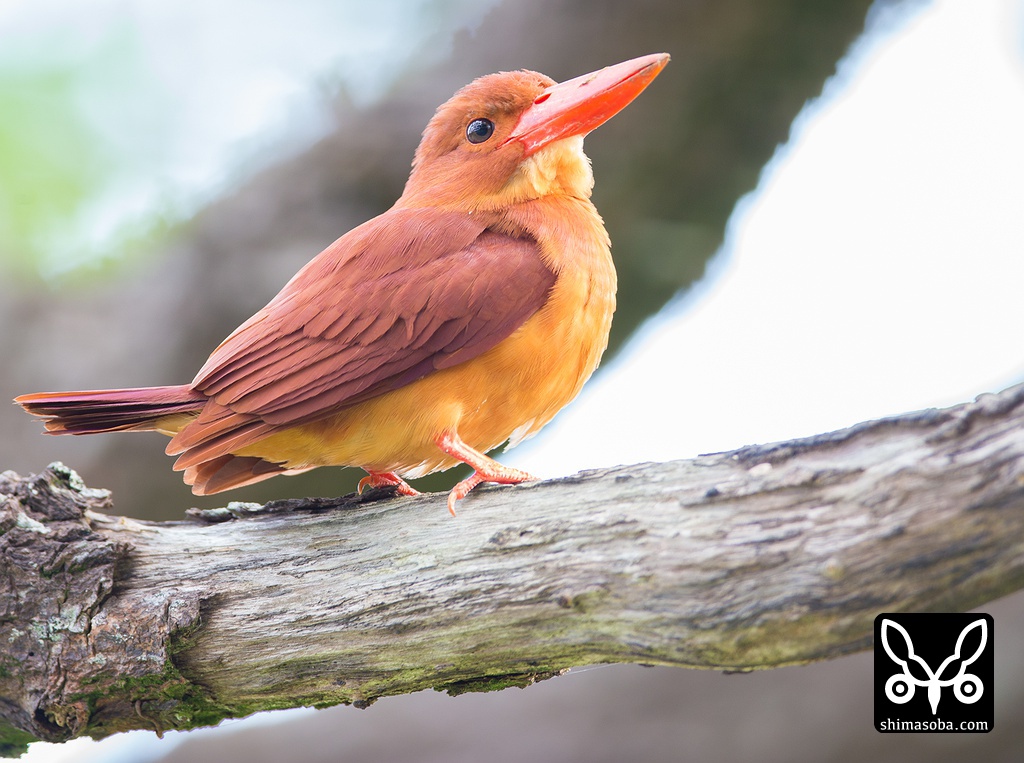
[507,136,595,203]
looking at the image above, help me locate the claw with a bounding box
[446,473,484,516]
[357,471,420,496]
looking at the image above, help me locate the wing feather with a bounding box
[169,207,554,461]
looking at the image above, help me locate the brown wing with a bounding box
[169,207,555,466]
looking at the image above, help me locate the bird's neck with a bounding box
[492,193,612,280]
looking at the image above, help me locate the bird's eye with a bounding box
[466,118,495,144]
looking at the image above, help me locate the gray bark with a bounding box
[2,384,1023,755]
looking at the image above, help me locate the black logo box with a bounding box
[874,612,993,733]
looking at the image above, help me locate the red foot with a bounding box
[435,430,536,515]
[357,471,420,497]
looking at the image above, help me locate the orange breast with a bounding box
[234,194,615,478]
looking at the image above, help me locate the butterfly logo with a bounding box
[880,617,987,715]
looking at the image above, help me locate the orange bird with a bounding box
[16,53,669,514]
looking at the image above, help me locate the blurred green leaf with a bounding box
[0,63,110,279]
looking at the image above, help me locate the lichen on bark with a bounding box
[0,463,205,754]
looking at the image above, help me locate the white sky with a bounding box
[14,0,1024,760]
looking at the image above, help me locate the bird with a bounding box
[15,53,670,515]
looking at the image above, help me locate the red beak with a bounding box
[505,53,670,157]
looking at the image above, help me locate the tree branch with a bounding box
[3,384,1024,754]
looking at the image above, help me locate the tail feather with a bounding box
[14,385,206,435]
[183,454,306,494]
[15,383,311,495]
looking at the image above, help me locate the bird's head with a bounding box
[400,53,669,212]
